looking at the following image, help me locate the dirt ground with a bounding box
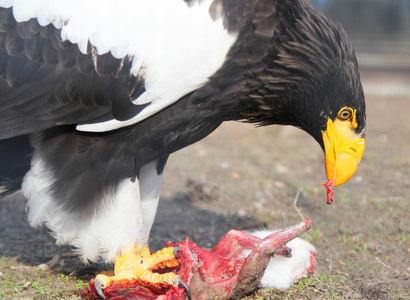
[1,66,409,299]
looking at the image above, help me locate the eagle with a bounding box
[0,0,365,298]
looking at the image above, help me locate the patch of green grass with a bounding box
[397,232,408,244]
[265,273,353,300]
[304,227,322,243]
[0,256,88,299]
[394,286,410,299]
[31,281,40,289]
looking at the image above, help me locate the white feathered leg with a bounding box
[23,157,165,263]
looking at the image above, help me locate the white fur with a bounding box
[0,0,238,132]
[250,229,317,289]
[22,157,164,263]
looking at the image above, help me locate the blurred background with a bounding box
[311,0,410,69]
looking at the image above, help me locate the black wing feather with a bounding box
[0,135,32,197]
[42,37,59,64]
[0,7,148,140]
[24,36,44,61]
[0,50,7,74]
[75,50,94,73]
[0,8,14,32]
[5,26,24,55]
[95,51,122,77]
[38,23,54,38]
[6,53,43,87]
[57,43,78,68]
[16,21,37,39]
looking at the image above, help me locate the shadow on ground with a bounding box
[0,191,259,269]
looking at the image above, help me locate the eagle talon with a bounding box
[173,246,180,257]
[94,276,108,299]
[174,276,191,300]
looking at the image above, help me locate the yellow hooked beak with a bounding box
[322,107,365,187]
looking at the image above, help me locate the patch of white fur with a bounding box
[22,155,164,263]
[249,229,317,289]
[0,0,238,132]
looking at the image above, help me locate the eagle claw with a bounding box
[94,277,108,299]
[174,277,191,300]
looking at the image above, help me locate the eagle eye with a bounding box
[338,107,353,121]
